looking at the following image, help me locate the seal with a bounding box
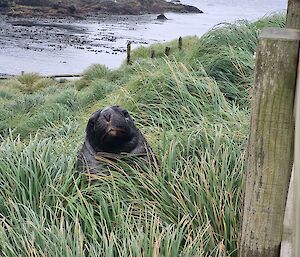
[77,105,155,174]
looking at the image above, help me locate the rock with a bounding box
[181,4,203,13]
[157,13,167,20]
[1,0,203,17]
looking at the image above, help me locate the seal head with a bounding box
[87,105,141,153]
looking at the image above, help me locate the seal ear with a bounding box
[86,109,102,132]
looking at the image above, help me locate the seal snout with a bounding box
[103,112,111,122]
[99,107,129,139]
[101,108,113,123]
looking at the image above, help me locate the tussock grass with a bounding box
[83,64,110,80]
[0,14,284,256]
[17,73,58,93]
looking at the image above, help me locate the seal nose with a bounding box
[103,112,111,122]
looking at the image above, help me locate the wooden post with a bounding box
[294,51,300,257]
[280,167,295,257]
[284,2,300,256]
[286,0,300,29]
[178,36,182,50]
[127,42,131,65]
[239,28,300,257]
[164,46,170,56]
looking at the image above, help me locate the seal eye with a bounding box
[123,110,129,118]
[88,120,95,130]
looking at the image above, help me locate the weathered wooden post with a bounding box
[178,36,182,50]
[294,59,300,257]
[164,46,170,56]
[280,167,295,257]
[239,28,300,257]
[286,0,300,29]
[127,42,131,65]
[281,2,300,257]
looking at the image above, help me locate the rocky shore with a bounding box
[0,0,203,18]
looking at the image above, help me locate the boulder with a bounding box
[157,13,167,20]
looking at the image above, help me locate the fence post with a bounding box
[286,0,300,29]
[294,59,300,257]
[127,42,131,65]
[164,46,170,56]
[238,28,300,257]
[279,2,300,257]
[280,167,295,257]
[178,36,182,50]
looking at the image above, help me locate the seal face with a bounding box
[77,106,154,174]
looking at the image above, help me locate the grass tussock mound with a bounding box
[0,14,284,256]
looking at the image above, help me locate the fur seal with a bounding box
[77,105,155,174]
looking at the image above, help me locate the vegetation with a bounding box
[0,14,285,256]
[6,0,201,16]
[0,0,14,7]
[17,0,52,6]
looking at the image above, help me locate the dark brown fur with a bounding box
[77,105,155,174]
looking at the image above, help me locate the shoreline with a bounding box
[0,13,162,76]
[0,0,286,76]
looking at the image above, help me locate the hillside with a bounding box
[1,0,202,17]
[0,14,284,256]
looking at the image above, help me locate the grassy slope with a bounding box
[0,14,284,256]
